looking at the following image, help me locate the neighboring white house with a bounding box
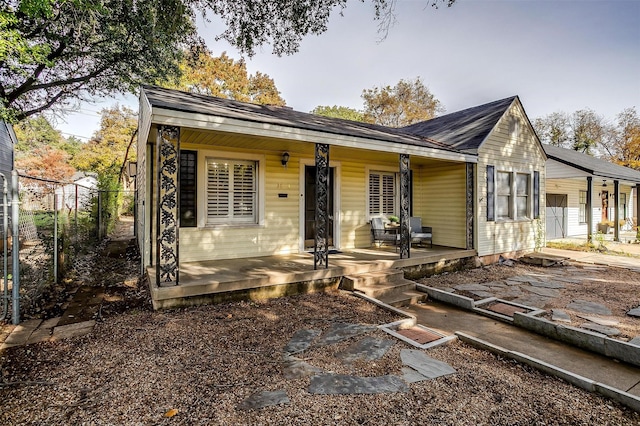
[56,172,98,211]
[544,144,640,241]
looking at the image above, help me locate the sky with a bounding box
[54,0,640,141]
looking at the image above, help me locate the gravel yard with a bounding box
[1,289,639,425]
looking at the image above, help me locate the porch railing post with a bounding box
[156,125,180,286]
[314,143,329,269]
[586,176,593,242]
[399,154,410,259]
[614,180,619,242]
[466,162,475,250]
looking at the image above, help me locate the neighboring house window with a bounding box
[180,150,197,227]
[515,173,530,219]
[579,190,587,224]
[496,171,512,220]
[369,171,396,218]
[206,158,257,224]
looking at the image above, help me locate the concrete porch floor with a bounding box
[148,246,477,309]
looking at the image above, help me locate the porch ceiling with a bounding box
[155,126,470,166]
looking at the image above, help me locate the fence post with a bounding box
[11,170,20,325]
[54,193,58,284]
[97,191,102,240]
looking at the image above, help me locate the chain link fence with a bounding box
[12,174,134,318]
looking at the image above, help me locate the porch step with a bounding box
[379,289,426,308]
[342,269,425,307]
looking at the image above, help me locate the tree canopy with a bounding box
[361,77,443,127]
[309,105,368,122]
[311,77,443,127]
[534,109,605,155]
[167,50,285,106]
[72,104,137,182]
[601,107,640,170]
[1,0,455,123]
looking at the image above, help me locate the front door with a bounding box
[601,190,609,222]
[304,165,334,250]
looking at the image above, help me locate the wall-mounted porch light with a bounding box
[281,152,290,168]
[127,161,137,178]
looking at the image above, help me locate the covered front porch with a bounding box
[148,246,477,309]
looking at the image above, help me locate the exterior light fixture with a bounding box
[127,161,137,178]
[602,180,607,188]
[281,152,290,168]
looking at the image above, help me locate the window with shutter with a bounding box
[515,173,530,219]
[533,171,540,219]
[368,171,396,217]
[486,165,495,221]
[206,158,256,224]
[497,171,512,220]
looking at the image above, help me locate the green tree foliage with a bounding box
[534,109,606,155]
[310,105,368,122]
[361,77,444,127]
[1,0,455,122]
[72,105,137,182]
[168,50,285,105]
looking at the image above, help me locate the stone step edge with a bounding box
[456,332,640,413]
[351,291,456,350]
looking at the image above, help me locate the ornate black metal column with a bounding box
[399,154,411,259]
[314,143,329,269]
[586,177,593,242]
[156,126,180,286]
[465,163,475,250]
[614,180,620,242]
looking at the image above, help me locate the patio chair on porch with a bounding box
[370,217,399,250]
[410,217,432,248]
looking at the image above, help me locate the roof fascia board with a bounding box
[548,155,640,184]
[150,107,478,163]
[139,91,153,147]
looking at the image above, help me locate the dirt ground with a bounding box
[418,262,640,340]
[1,234,640,424]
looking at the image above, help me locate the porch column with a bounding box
[314,143,329,269]
[637,184,640,237]
[156,125,180,286]
[465,162,474,250]
[614,180,620,241]
[399,154,411,259]
[586,177,593,242]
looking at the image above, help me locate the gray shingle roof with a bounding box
[544,144,640,183]
[401,96,518,151]
[142,86,463,154]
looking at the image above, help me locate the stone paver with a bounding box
[308,374,408,394]
[237,390,290,410]
[282,356,324,379]
[576,314,619,327]
[528,281,565,289]
[283,329,321,354]
[628,337,640,347]
[567,300,612,316]
[511,295,550,309]
[27,328,52,345]
[627,307,640,318]
[470,290,494,299]
[51,320,95,341]
[580,323,621,336]
[314,323,376,346]
[523,286,561,298]
[4,319,41,345]
[551,309,571,323]
[453,284,490,292]
[337,336,394,363]
[400,349,456,381]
